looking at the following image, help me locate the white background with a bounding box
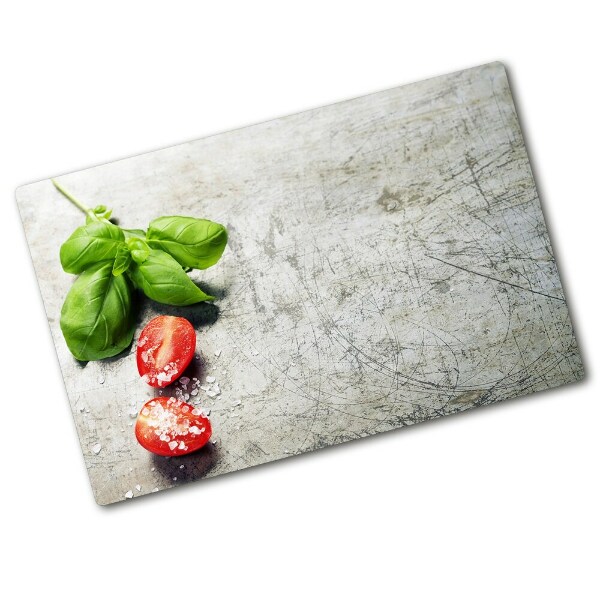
[1,2,598,598]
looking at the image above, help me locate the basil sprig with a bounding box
[53,179,227,361]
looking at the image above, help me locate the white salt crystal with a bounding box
[98,375,105,384]
[180,376,190,385]
[125,490,133,499]
[91,443,102,455]
[135,484,141,492]
[206,375,216,383]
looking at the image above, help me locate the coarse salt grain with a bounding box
[98,375,105,384]
[135,484,141,492]
[206,375,216,383]
[92,443,102,455]
[125,490,133,499]
[180,376,190,385]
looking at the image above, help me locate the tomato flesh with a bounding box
[137,316,196,387]
[135,396,212,456]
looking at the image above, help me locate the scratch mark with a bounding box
[426,255,565,302]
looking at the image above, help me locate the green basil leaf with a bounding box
[112,244,132,276]
[147,216,227,270]
[60,221,125,274]
[122,228,146,240]
[90,205,113,220]
[127,237,150,264]
[128,249,214,305]
[60,261,135,361]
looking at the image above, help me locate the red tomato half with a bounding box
[136,316,196,387]
[135,397,212,457]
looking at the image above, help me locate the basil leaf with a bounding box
[147,216,227,270]
[122,228,146,240]
[92,205,113,220]
[60,261,135,361]
[112,244,132,276]
[127,237,150,264]
[128,249,214,305]
[60,221,125,274]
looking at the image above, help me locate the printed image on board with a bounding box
[17,62,583,504]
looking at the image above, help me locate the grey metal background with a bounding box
[17,62,583,505]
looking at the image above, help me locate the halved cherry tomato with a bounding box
[136,316,196,387]
[135,396,212,457]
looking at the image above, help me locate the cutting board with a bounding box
[17,62,583,505]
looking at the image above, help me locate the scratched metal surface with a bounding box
[17,62,583,505]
